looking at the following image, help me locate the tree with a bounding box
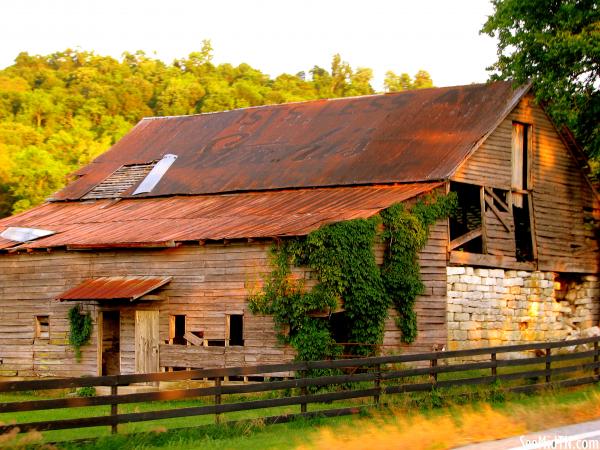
[384,70,433,92]
[7,146,69,213]
[482,0,600,167]
[348,67,375,96]
[412,70,433,89]
[0,47,432,217]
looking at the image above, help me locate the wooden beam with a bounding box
[527,194,538,260]
[449,251,536,271]
[97,312,103,376]
[448,228,482,251]
[538,257,598,274]
[480,187,488,254]
[67,241,179,250]
[137,295,162,301]
[484,196,511,232]
[484,187,509,211]
[183,332,204,347]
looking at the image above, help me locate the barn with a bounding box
[0,81,598,378]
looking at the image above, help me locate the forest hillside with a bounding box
[0,42,433,217]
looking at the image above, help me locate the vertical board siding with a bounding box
[452,93,598,273]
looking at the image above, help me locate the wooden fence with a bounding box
[1,336,599,438]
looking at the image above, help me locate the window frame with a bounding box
[34,315,50,340]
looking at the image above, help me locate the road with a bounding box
[457,419,600,449]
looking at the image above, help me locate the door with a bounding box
[100,311,121,375]
[135,310,160,374]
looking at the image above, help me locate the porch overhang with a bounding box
[56,276,172,301]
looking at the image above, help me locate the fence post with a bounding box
[545,347,551,384]
[594,341,599,378]
[110,384,118,435]
[374,363,381,407]
[430,358,438,384]
[491,352,497,381]
[300,370,307,414]
[214,377,222,424]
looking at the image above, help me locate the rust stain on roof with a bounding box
[0,183,441,250]
[52,82,528,200]
[57,276,172,301]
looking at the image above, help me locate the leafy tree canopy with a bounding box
[482,0,600,172]
[0,44,433,217]
[384,69,433,92]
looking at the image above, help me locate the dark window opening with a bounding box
[514,195,534,262]
[207,339,226,347]
[512,122,535,261]
[228,314,244,346]
[35,315,49,340]
[329,312,350,344]
[449,182,483,253]
[171,315,186,345]
[101,311,120,376]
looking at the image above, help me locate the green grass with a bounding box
[0,389,372,444]
[1,362,598,449]
[46,384,600,449]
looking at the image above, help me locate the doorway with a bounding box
[100,311,120,376]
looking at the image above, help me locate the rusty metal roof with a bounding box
[0,183,440,250]
[52,82,529,201]
[57,276,172,301]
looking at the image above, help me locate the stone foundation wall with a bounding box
[447,267,600,351]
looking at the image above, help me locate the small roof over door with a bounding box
[57,276,172,301]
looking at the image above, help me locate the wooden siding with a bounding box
[0,233,448,377]
[0,244,293,377]
[453,120,513,188]
[384,220,449,354]
[452,94,599,273]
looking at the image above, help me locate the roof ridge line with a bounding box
[140,81,496,121]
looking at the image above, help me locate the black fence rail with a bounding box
[0,336,599,437]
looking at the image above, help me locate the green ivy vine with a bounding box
[249,193,457,361]
[68,304,93,362]
[380,195,457,343]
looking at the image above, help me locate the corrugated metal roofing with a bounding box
[57,276,172,301]
[0,183,440,251]
[52,82,529,201]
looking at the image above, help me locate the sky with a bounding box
[0,0,499,91]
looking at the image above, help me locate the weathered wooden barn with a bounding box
[0,81,598,377]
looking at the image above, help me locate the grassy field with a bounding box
[1,358,597,449]
[1,381,600,449]
[0,389,374,443]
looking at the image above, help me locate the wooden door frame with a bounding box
[97,309,122,376]
[96,311,103,376]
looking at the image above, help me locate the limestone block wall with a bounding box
[446,266,600,351]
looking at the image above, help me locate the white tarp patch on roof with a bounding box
[132,154,178,195]
[1,226,55,242]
